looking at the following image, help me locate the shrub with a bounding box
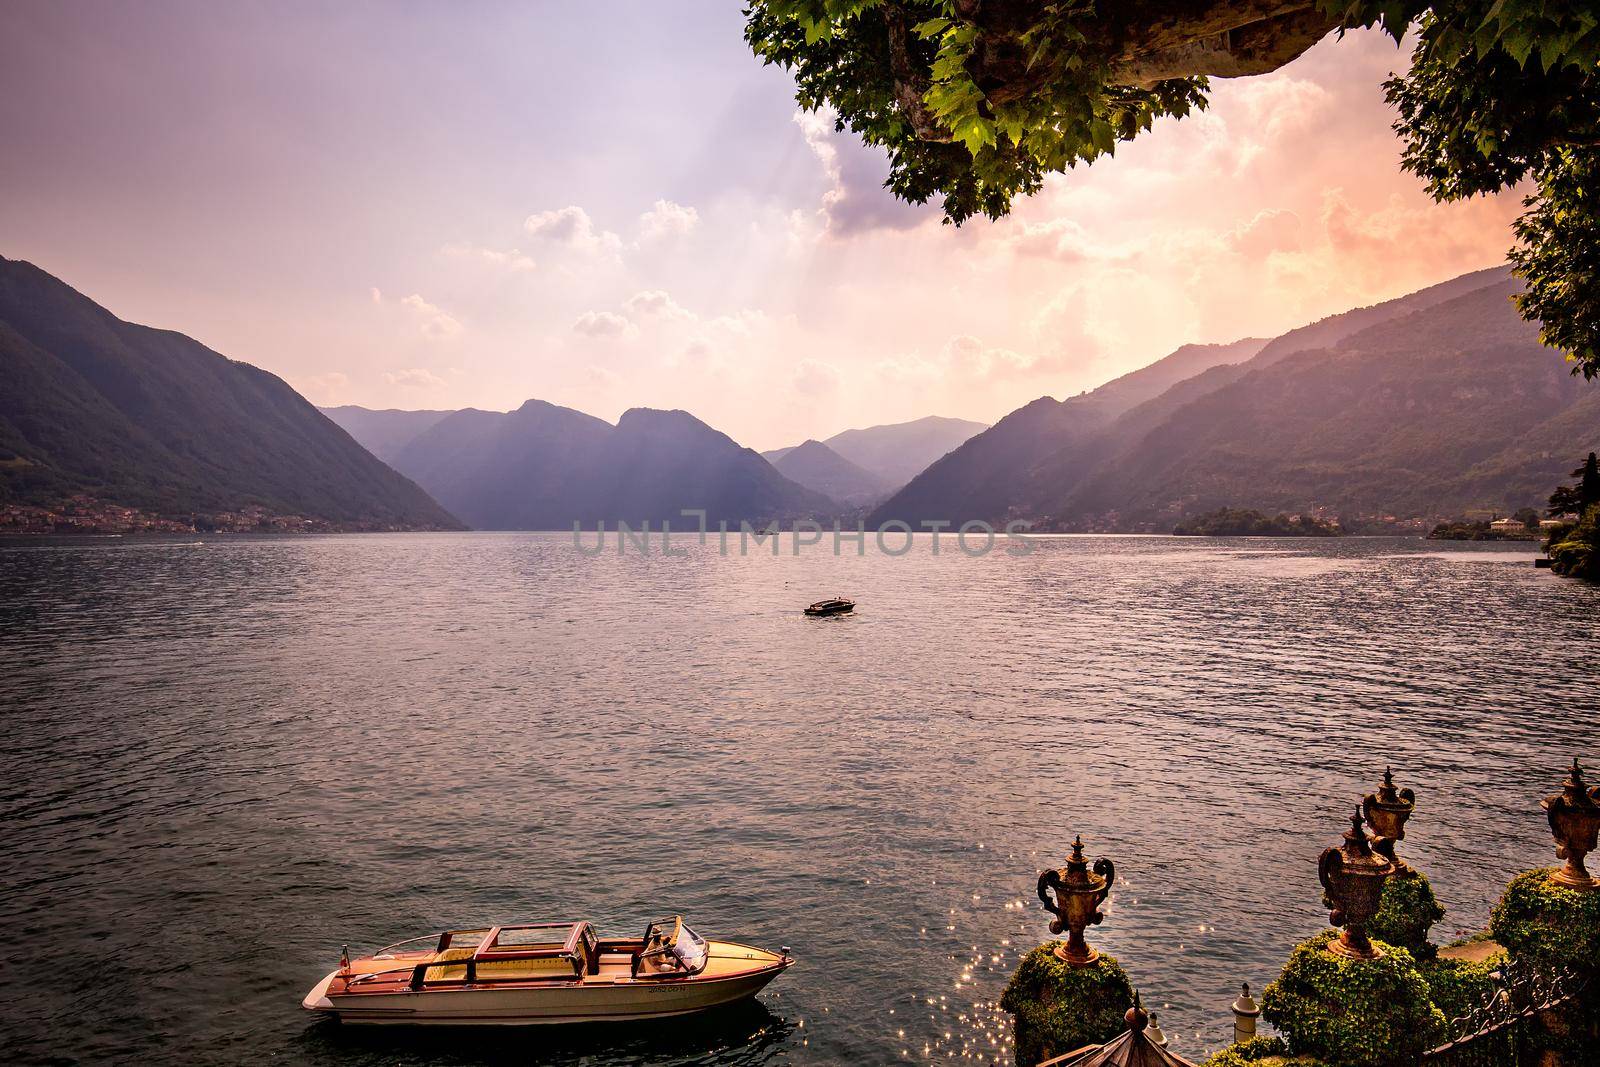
[1368,869,1446,959]
[1417,954,1502,1028]
[1200,1035,1328,1066]
[1547,504,1600,581]
[1489,867,1600,973]
[999,944,1133,1067]
[1261,932,1445,1067]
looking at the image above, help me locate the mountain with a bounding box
[869,396,1111,527]
[1055,276,1597,526]
[868,336,1268,526]
[819,416,989,486]
[388,401,835,529]
[388,400,614,530]
[1073,337,1269,415]
[765,415,987,488]
[0,256,460,530]
[321,405,455,464]
[769,439,893,505]
[873,265,1531,528]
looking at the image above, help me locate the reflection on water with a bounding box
[0,533,1594,1065]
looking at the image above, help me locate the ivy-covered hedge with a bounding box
[1200,1035,1327,1066]
[1261,932,1445,1067]
[1367,869,1446,959]
[1418,954,1502,1027]
[1489,867,1600,972]
[999,944,1132,1067]
[1547,504,1600,582]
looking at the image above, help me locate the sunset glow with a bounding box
[0,4,1522,450]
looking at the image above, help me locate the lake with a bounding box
[1,532,1594,1065]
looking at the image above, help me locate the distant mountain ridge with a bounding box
[763,414,988,490]
[320,405,453,464]
[871,264,1599,530]
[0,257,459,529]
[768,439,892,505]
[869,334,1271,526]
[1052,276,1591,525]
[375,399,835,529]
[327,405,989,526]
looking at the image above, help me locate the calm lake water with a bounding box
[1,533,1595,1066]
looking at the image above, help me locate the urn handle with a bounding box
[1037,867,1058,906]
[1037,868,1066,933]
[1093,857,1115,898]
[1318,846,1347,925]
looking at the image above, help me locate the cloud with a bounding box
[299,371,350,402]
[1231,76,1334,143]
[624,289,693,320]
[586,365,620,388]
[638,199,699,240]
[1227,209,1304,258]
[384,367,446,389]
[1312,188,1520,296]
[794,109,931,237]
[523,205,622,254]
[442,242,536,272]
[369,287,383,304]
[400,294,462,338]
[792,358,842,396]
[1007,218,1110,262]
[572,309,637,338]
[941,335,1056,380]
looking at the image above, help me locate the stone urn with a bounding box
[1543,758,1600,891]
[1319,808,1395,959]
[1037,835,1115,966]
[1363,767,1416,873]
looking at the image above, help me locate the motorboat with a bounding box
[302,916,791,1026]
[804,597,854,617]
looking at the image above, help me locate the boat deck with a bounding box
[334,943,778,994]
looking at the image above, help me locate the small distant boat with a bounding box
[804,597,855,617]
[303,916,791,1026]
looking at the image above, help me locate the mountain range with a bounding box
[319,405,454,465]
[762,415,988,489]
[765,440,892,505]
[327,406,989,524]
[0,256,458,530]
[7,255,1594,536]
[872,266,1600,530]
[329,400,834,530]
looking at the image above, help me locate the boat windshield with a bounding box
[638,916,708,975]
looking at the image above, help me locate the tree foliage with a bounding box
[744,0,1600,375]
[744,1,1208,224]
[1547,451,1600,515]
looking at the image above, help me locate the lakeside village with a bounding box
[989,761,1599,1067]
[0,496,410,535]
[0,494,1583,542]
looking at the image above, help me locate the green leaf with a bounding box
[954,116,996,155]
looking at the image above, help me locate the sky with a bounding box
[0,2,1526,450]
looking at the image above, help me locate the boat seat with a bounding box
[423,947,575,982]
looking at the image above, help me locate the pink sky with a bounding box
[0,4,1523,450]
